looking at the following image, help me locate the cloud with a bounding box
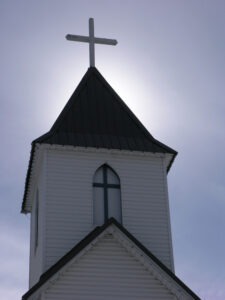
[0,224,29,300]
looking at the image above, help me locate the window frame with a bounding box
[93,164,121,223]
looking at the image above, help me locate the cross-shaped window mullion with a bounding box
[93,183,120,188]
[93,165,120,222]
[103,165,108,221]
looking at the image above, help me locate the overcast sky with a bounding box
[1,1,225,299]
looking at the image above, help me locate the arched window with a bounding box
[93,164,121,225]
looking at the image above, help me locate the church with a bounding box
[21,19,200,300]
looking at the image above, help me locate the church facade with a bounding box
[21,66,200,299]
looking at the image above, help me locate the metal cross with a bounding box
[66,18,118,67]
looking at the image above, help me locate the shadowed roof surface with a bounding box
[35,67,176,154]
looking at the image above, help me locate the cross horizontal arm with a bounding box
[66,34,117,46]
[66,18,118,67]
[94,37,117,46]
[66,34,89,43]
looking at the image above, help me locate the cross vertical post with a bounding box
[89,18,95,67]
[66,18,118,67]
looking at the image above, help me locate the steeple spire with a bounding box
[66,18,118,67]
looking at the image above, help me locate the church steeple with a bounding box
[21,19,200,300]
[22,65,177,284]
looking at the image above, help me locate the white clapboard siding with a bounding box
[43,147,174,273]
[44,233,175,300]
[29,154,46,288]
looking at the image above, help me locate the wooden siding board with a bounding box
[42,148,174,272]
[22,219,200,300]
[29,155,46,287]
[44,233,175,300]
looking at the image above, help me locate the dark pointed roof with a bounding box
[35,67,176,155]
[22,218,200,300]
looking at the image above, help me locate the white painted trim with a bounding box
[162,156,175,272]
[41,151,47,273]
[38,143,170,158]
[110,225,187,299]
[28,198,33,288]
[29,230,107,299]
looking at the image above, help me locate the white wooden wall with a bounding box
[45,148,173,269]
[29,146,174,287]
[44,232,175,300]
[29,155,46,288]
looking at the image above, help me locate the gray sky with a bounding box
[1,1,225,299]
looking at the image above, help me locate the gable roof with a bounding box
[22,218,200,300]
[34,67,177,156]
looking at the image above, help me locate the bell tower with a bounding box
[22,18,200,300]
[22,66,177,287]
